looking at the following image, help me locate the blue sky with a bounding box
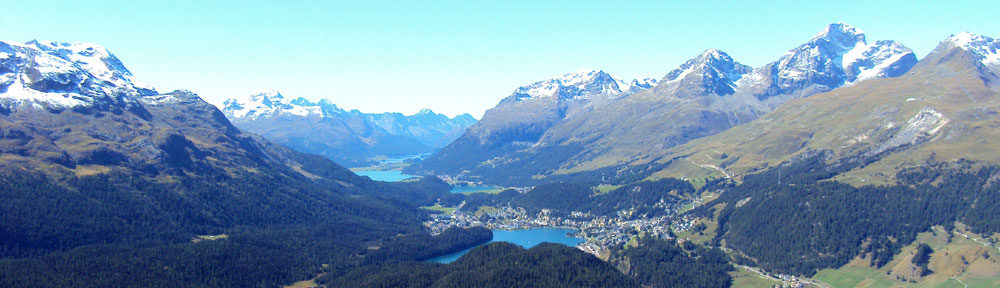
[3,0,998,118]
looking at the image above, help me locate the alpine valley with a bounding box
[222,91,476,167]
[3,21,1000,288]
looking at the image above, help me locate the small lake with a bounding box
[354,170,417,182]
[449,185,501,194]
[425,228,584,264]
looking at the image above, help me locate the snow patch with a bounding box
[2,74,87,107]
[140,94,177,105]
[945,32,1000,67]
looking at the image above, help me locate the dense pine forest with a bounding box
[0,141,496,288]
[457,178,694,217]
[609,237,733,288]
[693,154,1000,276]
[323,242,639,288]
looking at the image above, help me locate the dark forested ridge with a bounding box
[362,227,493,264]
[457,178,694,217]
[0,166,424,259]
[0,168,490,288]
[0,157,489,287]
[692,154,1000,276]
[409,141,671,187]
[610,237,733,288]
[325,242,639,288]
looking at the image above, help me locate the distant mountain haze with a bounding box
[222,90,476,166]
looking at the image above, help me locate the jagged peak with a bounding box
[556,69,607,83]
[249,89,283,100]
[510,69,626,100]
[223,90,323,119]
[663,49,750,84]
[415,108,434,115]
[654,49,752,97]
[699,49,728,60]
[811,22,866,45]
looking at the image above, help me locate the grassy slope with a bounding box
[641,49,1000,186]
[812,225,1000,288]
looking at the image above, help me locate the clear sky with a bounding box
[3,0,998,118]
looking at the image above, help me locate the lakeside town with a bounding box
[422,189,817,288]
[423,187,711,255]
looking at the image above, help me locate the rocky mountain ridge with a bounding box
[655,31,1000,184]
[412,23,919,185]
[414,69,658,177]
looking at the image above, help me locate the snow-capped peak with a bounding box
[0,40,156,110]
[664,49,747,79]
[944,32,1000,67]
[811,22,866,47]
[700,48,726,59]
[504,69,657,103]
[248,89,283,102]
[27,40,150,90]
[745,23,916,102]
[660,49,751,96]
[223,90,322,120]
[512,70,610,99]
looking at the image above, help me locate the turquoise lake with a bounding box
[425,228,584,264]
[354,170,417,182]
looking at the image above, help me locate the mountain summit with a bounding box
[222,90,326,120]
[743,22,917,104]
[0,40,156,112]
[657,49,752,97]
[505,70,655,103]
[942,32,1000,74]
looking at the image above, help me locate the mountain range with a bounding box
[222,91,476,166]
[411,23,920,185]
[669,31,1000,280]
[657,31,1000,184]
